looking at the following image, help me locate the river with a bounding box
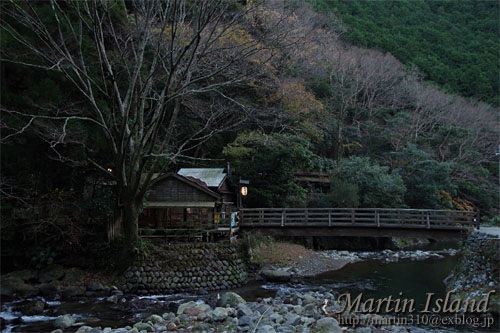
[1,241,497,332]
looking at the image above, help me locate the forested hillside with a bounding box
[312,0,499,105]
[1,0,498,266]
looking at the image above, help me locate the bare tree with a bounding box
[1,0,283,247]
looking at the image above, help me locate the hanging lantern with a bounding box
[240,186,248,196]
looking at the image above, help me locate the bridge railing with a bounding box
[240,208,479,230]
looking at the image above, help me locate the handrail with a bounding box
[239,208,479,230]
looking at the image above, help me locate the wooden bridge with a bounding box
[239,208,480,239]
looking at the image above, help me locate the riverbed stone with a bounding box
[269,313,284,324]
[54,314,75,329]
[315,317,341,332]
[145,314,164,324]
[237,303,254,317]
[219,291,246,307]
[302,294,317,306]
[183,303,211,316]
[211,307,228,321]
[238,315,253,326]
[176,300,197,315]
[257,325,276,333]
[133,322,153,332]
[286,314,301,326]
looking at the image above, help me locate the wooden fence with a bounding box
[240,208,479,230]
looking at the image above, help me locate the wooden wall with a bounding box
[140,207,213,228]
[148,177,216,203]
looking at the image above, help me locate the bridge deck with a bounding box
[240,208,479,238]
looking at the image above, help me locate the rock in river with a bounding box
[260,269,291,282]
[219,291,246,307]
[53,314,74,329]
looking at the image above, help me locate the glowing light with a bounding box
[240,186,248,196]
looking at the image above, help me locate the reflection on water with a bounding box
[313,256,458,309]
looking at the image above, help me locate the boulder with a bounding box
[39,283,59,298]
[315,317,341,332]
[54,314,75,329]
[22,300,45,315]
[176,301,197,315]
[5,270,37,282]
[62,270,82,283]
[106,295,118,304]
[39,264,65,283]
[2,277,38,298]
[260,270,291,282]
[62,286,86,299]
[182,303,211,316]
[87,284,105,292]
[219,291,246,307]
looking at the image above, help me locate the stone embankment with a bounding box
[122,243,247,294]
[447,231,499,313]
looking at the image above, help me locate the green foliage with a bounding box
[328,179,360,208]
[393,145,456,209]
[482,216,500,227]
[313,0,499,105]
[307,180,359,208]
[224,132,314,207]
[331,156,406,208]
[453,168,500,216]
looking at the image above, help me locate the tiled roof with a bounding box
[177,168,226,188]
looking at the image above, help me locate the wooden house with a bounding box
[138,169,236,241]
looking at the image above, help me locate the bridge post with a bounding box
[351,209,355,225]
[426,213,430,229]
[376,209,380,227]
[328,210,332,227]
[281,209,286,227]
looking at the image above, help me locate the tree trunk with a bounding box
[122,201,140,245]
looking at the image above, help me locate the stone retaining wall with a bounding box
[447,231,499,313]
[122,243,247,294]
